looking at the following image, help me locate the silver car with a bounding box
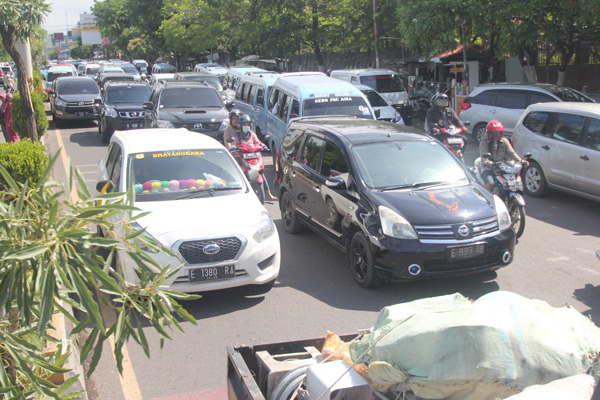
[460,83,594,142]
[512,102,600,202]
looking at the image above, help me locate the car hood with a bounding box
[158,108,228,122]
[134,191,266,238]
[371,184,496,225]
[59,93,100,102]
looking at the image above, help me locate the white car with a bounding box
[96,128,280,293]
[356,84,404,124]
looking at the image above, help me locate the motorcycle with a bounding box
[432,123,468,164]
[229,138,270,204]
[473,153,531,239]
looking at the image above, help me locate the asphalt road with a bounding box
[43,116,600,400]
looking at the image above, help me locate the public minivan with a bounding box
[151,63,177,75]
[265,72,376,153]
[223,66,268,101]
[330,69,412,124]
[234,72,280,139]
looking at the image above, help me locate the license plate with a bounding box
[127,123,141,129]
[505,174,515,181]
[448,243,485,260]
[243,153,259,160]
[189,265,235,283]
[447,137,463,144]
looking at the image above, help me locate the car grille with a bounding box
[414,216,499,242]
[65,101,96,114]
[173,122,222,132]
[119,111,145,118]
[177,237,242,264]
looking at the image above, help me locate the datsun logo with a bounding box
[203,243,220,255]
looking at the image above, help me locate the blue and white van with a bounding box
[234,72,280,140]
[223,66,268,101]
[265,73,376,152]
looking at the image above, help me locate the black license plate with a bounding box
[127,123,141,129]
[448,243,485,260]
[189,265,235,283]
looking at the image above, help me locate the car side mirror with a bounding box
[48,89,55,95]
[524,153,532,159]
[325,176,346,190]
[463,120,471,126]
[246,169,259,183]
[374,109,381,119]
[94,98,101,105]
[96,180,114,194]
[142,102,153,110]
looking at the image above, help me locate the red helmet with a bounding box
[486,120,504,133]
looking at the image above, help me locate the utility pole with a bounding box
[372,0,380,68]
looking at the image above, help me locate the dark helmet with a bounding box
[239,114,252,125]
[435,93,449,108]
[229,109,241,124]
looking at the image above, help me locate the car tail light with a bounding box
[461,102,471,110]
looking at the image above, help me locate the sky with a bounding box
[41,0,96,34]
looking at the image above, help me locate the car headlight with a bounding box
[157,119,174,128]
[379,205,418,239]
[56,98,67,107]
[130,222,160,252]
[494,195,511,231]
[393,111,402,123]
[105,107,118,118]
[219,118,229,131]
[253,211,276,243]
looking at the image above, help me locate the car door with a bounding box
[293,133,326,222]
[491,90,528,135]
[580,117,600,198]
[546,112,586,190]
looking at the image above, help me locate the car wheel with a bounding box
[349,231,383,288]
[52,113,62,128]
[101,121,114,144]
[98,118,102,135]
[523,161,548,197]
[473,123,487,142]
[280,191,304,234]
[241,279,276,295]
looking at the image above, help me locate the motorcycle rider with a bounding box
[425,93,469,136]
[231,114,277,201]
[223,109,241,150]
[479,120,528,191]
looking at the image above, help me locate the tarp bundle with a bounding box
[349,291,600,400]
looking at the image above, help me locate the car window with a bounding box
[280,93,291,122]
[290,99,300,119]
[548,87,594,102]
[57,79,99,95]
[352,140,467,190]
[246,84,256,104]
[552,113,585,144]
[300,135,325,171]
[236,83,246,101]
[494,91,527,109]
[268,88,279,113]
[522,112,556,136]
[362,90,388,107]
[303,96,372,119]
[109,146,123,190]
[320,142,349,178]
[528,92,556,106]
[256,86,265,107]
[467,89,496,105]
[105,142,120,176]
[107,86,151,104]
[584,118,600,151]
[282,127,305,160]
[359,74,405,92]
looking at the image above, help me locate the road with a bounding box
[43,118,600,400]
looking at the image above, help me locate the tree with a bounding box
[0,0,49,142]
[0,154,198,398]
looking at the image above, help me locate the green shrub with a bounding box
[0,140,48,190]
[10,90,49,140]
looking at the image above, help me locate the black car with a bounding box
[143,81,229,142]
[98,72,135,91]
[174,72,232,109]
[97,81,151,143]
[275,117,516,288]
[49,76,101,127]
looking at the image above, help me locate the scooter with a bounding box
[432,123,468,164]
[473,153,531,239]
[229,137,270,204]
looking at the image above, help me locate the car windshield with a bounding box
[120,65,138,74]
[351,140,468,190]
[547,87,595,102]
[159,65,177,73]
[303,95,373,118]
[48,71,73,82]
[57,80,99,95]
[127,149,245,202]
[85,68,99,76]
[159,88,222,108]
[360,74,406,93]
[107,86,151,103]
[362,90,388,107]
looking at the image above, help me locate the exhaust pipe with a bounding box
[502,251,511,264]
[408,264,422,276]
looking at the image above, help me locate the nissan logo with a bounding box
[78,102,85,106]
[203,243,220,255]
[193,123,203,130]
[457,225,470,237]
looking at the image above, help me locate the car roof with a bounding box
[273,74,365,98]
[55,76,95,82]
[290,117,427,145]
[48,65,75,72]
[525,102,600,113]
[113,128,224,153]
[162,81,211,88]
[239,72,279,85]
[105,81,149,88]
[330,68,399,76]
[174,72,216,78]
[101,72,131,78]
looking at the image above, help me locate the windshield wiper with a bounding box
[174,186,242,200]
[380,181,449,192]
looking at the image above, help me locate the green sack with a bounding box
[350,291,600,400]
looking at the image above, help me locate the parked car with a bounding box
[512,102,600,202]
[96,128,280,293]
[48,76,100,127]
[460,83,595,141]
[275,117,516,287]
[143,81,229,142]
[97,81,151,143]
[355,84,404,124]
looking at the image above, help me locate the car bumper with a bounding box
[105,118,145,131]
[371,228,516,280]
[119,231,280,293]
[55,108,98,120]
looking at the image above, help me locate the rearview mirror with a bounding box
[374,109,381,119]
[96,180,114,194]
[325,176,346,190]
[142,102,153,110]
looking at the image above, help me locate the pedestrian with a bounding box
[0,92,19,142]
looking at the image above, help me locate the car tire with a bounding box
[280,190,304,234]
[473,123,487,142]
[348,231,383,288]
[241,279,276,295]
[52,113,62,128]
[100,120,114,144]
[523,161,548,197]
